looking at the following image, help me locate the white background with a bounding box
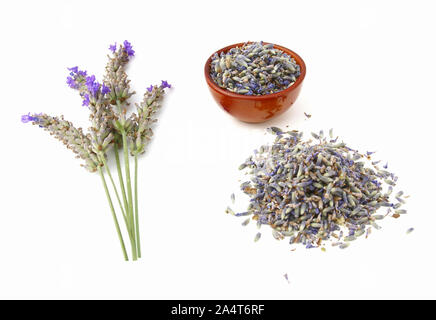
[1,0,435,299]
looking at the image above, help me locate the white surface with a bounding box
[1,0,435,299]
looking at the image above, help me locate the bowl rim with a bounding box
[204,41,306,100]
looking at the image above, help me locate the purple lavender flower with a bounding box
[67,67,87,89]
[82,94,90,107]
[146,85,154,92]
[89,83,101,97]
[66,76,79,89]
[109,42,117,53]
[21,113,39,123]
[68,66,79,74]
[160,80,171,89]
[123,40,135,57]
[86,75,96,86]
[101,84,111,95]
[85,75,101,97]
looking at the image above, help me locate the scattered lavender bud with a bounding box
[228,127,408,251]
[339,243,350,249]
[241,218,250,226]
[284,273,290,284]
[230,193,235,204]
[225,206,235,215]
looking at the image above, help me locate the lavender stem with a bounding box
[134,154,141,258]
[114,144,130,228]
[122,130,137,261]
[114,146,137,252]
[98,166,128,261]
[101,154,127,223]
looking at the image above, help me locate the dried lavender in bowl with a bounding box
[228,128,408,249]
[209,41,301,95]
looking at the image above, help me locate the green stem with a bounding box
[134,154,141,258]
[113,146,137,258]
[122,131,137,261]
[98,166,128,261]
[113,145,130,227]
[101,155,127,223]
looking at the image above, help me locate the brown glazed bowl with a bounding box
[205,42,306,123]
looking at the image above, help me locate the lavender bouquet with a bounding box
[21,41,171,261]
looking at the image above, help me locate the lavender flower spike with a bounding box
[129,82,171,155]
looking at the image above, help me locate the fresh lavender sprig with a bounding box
[21,40,171,261]
[127,80,171,256]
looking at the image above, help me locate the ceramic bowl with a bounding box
[204,42,306,123]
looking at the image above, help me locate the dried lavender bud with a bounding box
[229,127,408,250]
[209,41,301,96]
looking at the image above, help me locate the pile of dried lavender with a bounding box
[227,127,407,250]
[22,41,171,261]
[209,41,301,95]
